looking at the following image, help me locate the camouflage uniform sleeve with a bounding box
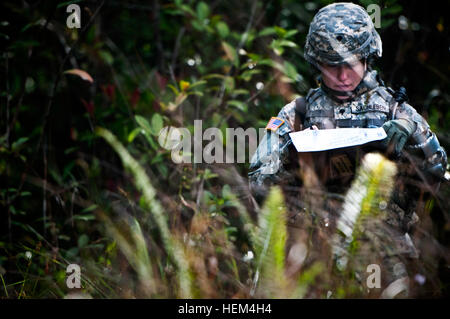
[393,102,447,180]
[248,100,297,199]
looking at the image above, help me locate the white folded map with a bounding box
[289,127,387,152]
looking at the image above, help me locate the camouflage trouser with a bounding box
[284,194,419,298]
[345,216,419,298]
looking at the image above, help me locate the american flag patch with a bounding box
[265,117,285,131]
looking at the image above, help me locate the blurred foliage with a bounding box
[0,0,449,298]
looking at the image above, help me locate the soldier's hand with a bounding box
[303,125,319,131]
[382,119,416,155]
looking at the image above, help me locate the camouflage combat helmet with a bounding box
[304,2,382,66]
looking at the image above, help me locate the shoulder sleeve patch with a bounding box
[265,117,285,131]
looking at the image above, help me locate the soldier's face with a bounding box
[319,60,366,98]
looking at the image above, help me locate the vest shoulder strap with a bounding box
[294,96,307,131]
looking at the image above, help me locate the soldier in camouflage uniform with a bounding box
[248,3,447,297]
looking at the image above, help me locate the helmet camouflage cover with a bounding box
[304,2,382,66]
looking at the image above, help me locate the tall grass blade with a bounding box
[96,127,192,298]
[252,186,288,298]
[333,153,397,271]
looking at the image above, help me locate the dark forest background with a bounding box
[0,0,449,298]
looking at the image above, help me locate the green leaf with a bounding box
[64,146,79,155]
[63,161,76,180]
[269,39,297,55]
[247,53,262,62]
[284,30,299,38]
[232,89,250,96]
[191,20,204,31]
[144,133,159,151]
[278,40,298,48]
[239,69,261,82]
[203,168,219,180]
[282,61,299,81]
[186,91,203,97]
[128,127,142,143]
[216,21,230,38]
[381,17,396,28]
[188,80,207,89]
[258,59,284,72]
[73,214,96,221]
[167,84,179,95]
[180,4,196,16]
[78,234,89,248]
[258,27,277,37]
[135,115,152,135]
[150,153,164,165]
[150,113,164,136]
[274,26,287,37]
[21,22,37,33]
[99,50,114,65]
[202,73,226,80]
[227,100,247,112]
[224,76,235,93]
[58,235,71,241]
[11,137,28,151]
[382,4,403,15]
[65,247,79,259]
[157,163,168,179]
[222,41,239,68]
[81,204,98,213]
[222,184,232,199]
[196,2,210,21]
[269,40,283,55]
